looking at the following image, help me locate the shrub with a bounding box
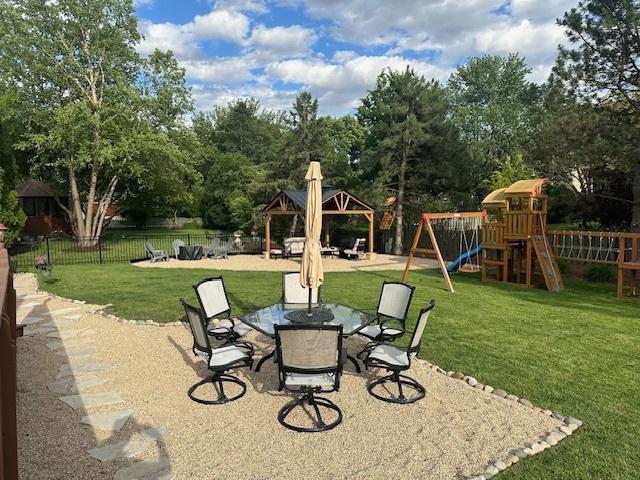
[586,264,617,283]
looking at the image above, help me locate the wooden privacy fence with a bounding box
[0,241,18,479]
[549,230,640,298]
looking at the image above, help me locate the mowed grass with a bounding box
[40,264,639,479]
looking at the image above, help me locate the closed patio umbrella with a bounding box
[300,161,324,315]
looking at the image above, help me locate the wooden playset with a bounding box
[481,178,563,292]
[402,178,564,293]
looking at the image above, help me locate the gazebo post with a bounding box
[367,213,375,259]
[264,214,271,259]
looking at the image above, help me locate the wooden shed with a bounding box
[17,180,71,236]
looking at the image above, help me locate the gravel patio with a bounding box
[15,273,581,480]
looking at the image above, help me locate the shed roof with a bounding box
[503,178,549,196]
[17,180,67,198]
[481,188,507,207]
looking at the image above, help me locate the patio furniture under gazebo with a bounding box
[263,189,375,259]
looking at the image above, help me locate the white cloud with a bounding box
[138,0,574,115]
[474,19,566,65]
[510,0,576,22]
[137,8,250,59]
[248,24,317,56]
[192,9,250,43]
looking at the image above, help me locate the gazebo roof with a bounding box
[264,188,374,215]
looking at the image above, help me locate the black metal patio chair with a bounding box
[275,324,344,432]
[363,300,435,404]
[356,281,415,359]
[180,299,253,404]
[193,277,253,351]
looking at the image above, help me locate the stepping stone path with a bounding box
[17,316,45,326]
[87,439,151,462]
[57,362,113,378]
[81,410,134,432]
[16,282,174,479]
[58,392,125,410]
[46,337,96,351]
[55,347,97,358]
[46,328,96,339]
[47,375,107,395]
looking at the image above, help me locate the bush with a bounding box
[586,264,617,283]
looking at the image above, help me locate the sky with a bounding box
[135,0,577,116]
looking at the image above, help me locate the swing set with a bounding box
[401,211,486,293]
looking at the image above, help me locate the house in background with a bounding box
[17,180,71,236]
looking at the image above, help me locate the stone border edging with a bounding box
[421,362,583,480]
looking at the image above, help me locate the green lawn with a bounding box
[39,264,639,479]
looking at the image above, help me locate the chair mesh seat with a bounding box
[285,372,335,387]
[359,325,402,339]
[368,344,409,367]
[196,345,249,368]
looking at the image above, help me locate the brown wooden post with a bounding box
[264,215,271,259]
[426,220,454,293]
[401,219,424,283]
[0,240,18,480]
[525,240,533,288]
[367,213,374,257]
[617,235,625,298]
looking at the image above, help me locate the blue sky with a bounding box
[135,0,577,116]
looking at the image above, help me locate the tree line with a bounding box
[0,0,638,252]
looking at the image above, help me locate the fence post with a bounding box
[46,236,51,265]
[187,234,191,246]
[98,237,103,264]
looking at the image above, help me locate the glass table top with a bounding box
[238,303,375,338]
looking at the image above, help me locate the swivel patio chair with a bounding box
[275,324,344,432]
[193,277,253,351]
[172,239,185,259]
[180,299,253,404]
[357,281,415,359]
[363,301,435,404]
[281,271,320,304]
[144,241,169,262]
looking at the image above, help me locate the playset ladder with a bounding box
[531,235,564,292]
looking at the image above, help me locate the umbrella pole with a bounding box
[307,287,312,316]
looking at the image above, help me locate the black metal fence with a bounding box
[9,232,272,271]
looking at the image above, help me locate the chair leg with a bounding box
[346,354,361,373]
[188,373,247,405]
[278,392,342,432]
[255,349,275,372]
[367,371,426,404]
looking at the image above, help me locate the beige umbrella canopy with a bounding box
[300,161,324,299]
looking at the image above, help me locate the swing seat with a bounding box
[458,264,480,273]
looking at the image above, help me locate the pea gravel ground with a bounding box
[15,274,566,480]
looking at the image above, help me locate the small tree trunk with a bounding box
[68,165,84,238]
[290,214,298,237]
[173,210,178,230]
[393,149,407,255]
[632,161,640,233]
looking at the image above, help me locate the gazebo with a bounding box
[263,188,375,259]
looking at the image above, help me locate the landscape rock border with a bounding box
[21,273,583,479]
[433,365,583,480]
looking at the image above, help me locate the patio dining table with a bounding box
[238,303,376,373]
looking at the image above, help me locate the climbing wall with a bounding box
[531,235,564,292]
[379,210,396,230]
